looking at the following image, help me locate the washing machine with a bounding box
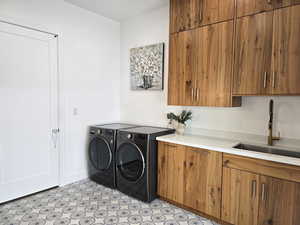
[88,123,138,189]
[115,126,175,202]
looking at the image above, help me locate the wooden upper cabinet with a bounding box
[236,0,293,17]
[157,142,222,218]
[294,0,300,5]
[222,168,260,225]
[196,21,236,106]
[168,31,197,106]
[170,0,235,33]
[200,0,235,27]
[233,12,273,95]
[169,20,240,106]
[271,5,300,95]
[258,176,300,225]
[170,0,200,33]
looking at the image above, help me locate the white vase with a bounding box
[176,123,186,135]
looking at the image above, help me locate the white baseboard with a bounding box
[60,170,88,186]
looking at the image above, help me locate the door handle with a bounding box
[51,128,60,148]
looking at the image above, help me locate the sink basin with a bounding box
[234,144,300,159]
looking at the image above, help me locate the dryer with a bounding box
[116,126,175,202]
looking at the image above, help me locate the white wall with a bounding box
[120,6,300,141]
[0,0,121,185]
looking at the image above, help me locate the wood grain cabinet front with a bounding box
[271,5,300,95]
[168,20,241,106]
[233,5,300,96]
[157,142,222,219]
[236,0,293,17]
[222,168,300,225]
[222,168,260,225]
[257,176,300,225]
[170,0,235,34]
[223,153,300,225]
[233,11,273,95]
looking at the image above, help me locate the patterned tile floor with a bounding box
[0,180,220,225]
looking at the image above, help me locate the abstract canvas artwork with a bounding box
[130,43,164,90]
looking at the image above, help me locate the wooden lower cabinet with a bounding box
[157,142,222,218]
[222,167,300,225]
[258,176,300,225]
[157,142,185,203]
[222,168,260,225]
[158,143,300,225]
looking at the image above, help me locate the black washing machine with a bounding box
[116,126,175,202]
[88,123,138,189]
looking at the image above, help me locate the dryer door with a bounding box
[89,136,112,171]
[116,142,145,182]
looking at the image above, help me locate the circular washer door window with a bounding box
[89,137,112,171]
[116,142,145,182]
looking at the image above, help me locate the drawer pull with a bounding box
[251,180,257,198]
[262,183,267,201]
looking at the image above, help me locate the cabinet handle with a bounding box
[251,180,257,198]
[199,1,203,23]
[264,72,267,88]
[192,88,195,101]
[196,88,199,101]
[272,72,276,88]
[199,10,203,23]
[261,183,267,201]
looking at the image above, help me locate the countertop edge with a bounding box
[156,135,300,167]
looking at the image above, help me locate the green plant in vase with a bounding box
[167,110,192,135]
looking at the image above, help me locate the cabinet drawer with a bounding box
[223,153,300,183]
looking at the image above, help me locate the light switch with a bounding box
[73,108,78,116]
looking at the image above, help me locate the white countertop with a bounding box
[156,134,300,167]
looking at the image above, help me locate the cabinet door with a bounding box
[236,0,292,17]
[258,176,300,225]
[195,21,234,106]
[168,34,181,105]
[170,0,202,33]
[184,148,222,218]
[222,168,260,225]
[200,0,235,26]
[157,142,185,203]
[233,12,273,95]
[168,31,196,106]
[271,5,300,95]
[170,0,234,33]
[294,0,300,5]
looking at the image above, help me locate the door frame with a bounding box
[0,18,65,188]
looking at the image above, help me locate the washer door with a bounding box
[89,137,112,171]
[116,142,145,182]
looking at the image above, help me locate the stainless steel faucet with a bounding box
[268,99,280,146]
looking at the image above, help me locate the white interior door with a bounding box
[0,21,59,203]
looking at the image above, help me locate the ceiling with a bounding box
[64,0,168,21]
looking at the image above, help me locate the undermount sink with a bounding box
[234,144,300,159]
